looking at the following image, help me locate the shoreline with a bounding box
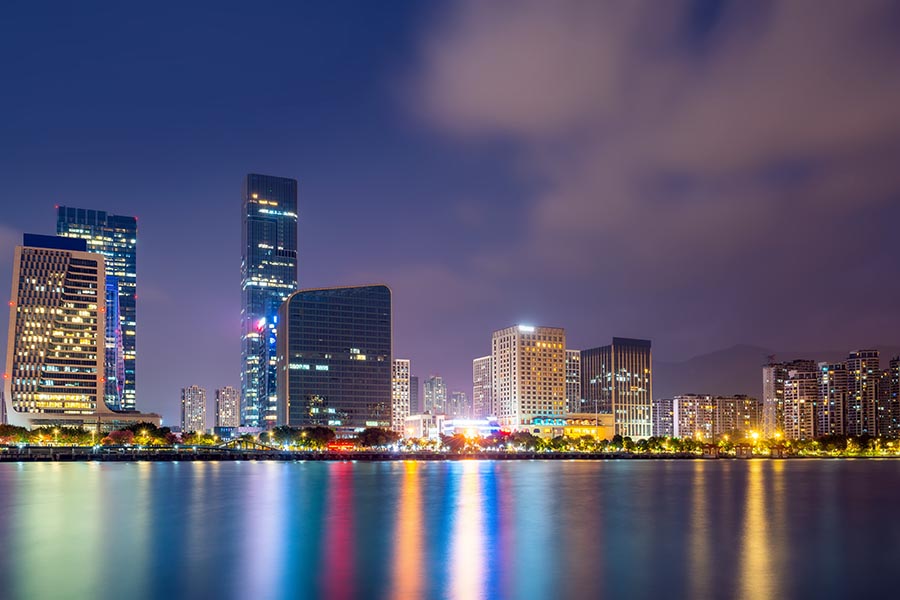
[2,447,897,463]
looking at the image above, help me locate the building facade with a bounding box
[241,174,299,429]
[391,359,411,434]
[715,395,761,438]
[447,391,469,419]
[673,394,715,440]
[581,338,653,439]
[472,356,492,419]
[491,325,566,431]
[652,397,675,437]
[103,275,125,411]
[784,364,819,440]
[4,234,159,430]
[276,285,392,435]
[181,385,207,433]
[216,386,240,428]
[409,375,420,416]
[845,350,879,436]
[879,358,900,438]
[423,375,447,414]
[565,349,582,413]
[817,362,847,436]
[57,207,138,411]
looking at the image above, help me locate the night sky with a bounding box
[2,1,900,425]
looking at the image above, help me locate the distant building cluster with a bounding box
[763,352,899,440]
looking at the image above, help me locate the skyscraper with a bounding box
[216,386,240,428]
[472,356,492,419]
[763,359,816,437]
[880,357,900,438]
[784,364,819,440]
[57,207,138,411]
[276,285,391,434]
[3,234,159,430]
[673,394,715,440]
[423,375,447,414]
[241,174,298,429]
[409,375,420,416]
[565,349,581,413]
[845,350,879,436]
[817,362,847,436]
[581,338,652,439]
[392,359,411,433]
[104,276,125,411]
[181,385,207,433]
[491,325,566,431]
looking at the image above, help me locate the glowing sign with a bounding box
[518,325,535,333]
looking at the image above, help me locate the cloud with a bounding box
[410,0,900,335]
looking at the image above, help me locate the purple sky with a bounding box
[2,0,900,425]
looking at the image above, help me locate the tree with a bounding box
[0,424,29,444]
[510,431,540,450]
[107,430,134,445]
[302,426,336,448]
[356,427,400,448]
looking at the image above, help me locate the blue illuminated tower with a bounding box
[241,174,298,428]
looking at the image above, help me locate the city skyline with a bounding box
[2,2,900,426]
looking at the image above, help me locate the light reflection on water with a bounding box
[1,459,900,600]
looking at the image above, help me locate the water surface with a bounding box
[0,459,896,599]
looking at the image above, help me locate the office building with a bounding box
[472,356,492,419]
[4,234,159,430]
[423,375,447,414]
[565,349,582,413]
[818,362,847,436]
[491,324,566,431]
[409,375,420,415]
[563,413,615,441]
[845,350,879,436]
[57,207,138,411]
[784,364,819,440]
[216,386,240,428]
[652,397,675,437]
[448,391,469,419]
[392,359,411,433]
[581,338,652,439]
[241,174,299,429]
[276,285,391,434]
[181,385,207,433]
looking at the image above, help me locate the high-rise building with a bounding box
[448,391,469,419]
[784,364,819,440]
[762,360,786,437]
[57,207,138,411]
[652,397,675,437]
[565,349,582,413]
[581,338,652,439]
[103,276,125,411]
[3,234,159,430]
[491,325,566,431]
[391,359,411,434]
[241,174,299,429]
[276,285,391,434]
[423,375,447,414]
[880,358,900,438]
[817,362,847,436]
[181,385,207,433]
[673,394,715,440]
[846,350,879,436]
[216,386,240,428]
[472,356,492,419]
[409,375,420,415]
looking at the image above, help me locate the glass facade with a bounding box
[57,207,138,411]
[276,285,391,434]
[104,275,125,411]
[581,337,653,439]
[241,174,298,428]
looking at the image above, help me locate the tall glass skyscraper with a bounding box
[57,207,138,411]
[241,174,298,428]
[276,285,392,434]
